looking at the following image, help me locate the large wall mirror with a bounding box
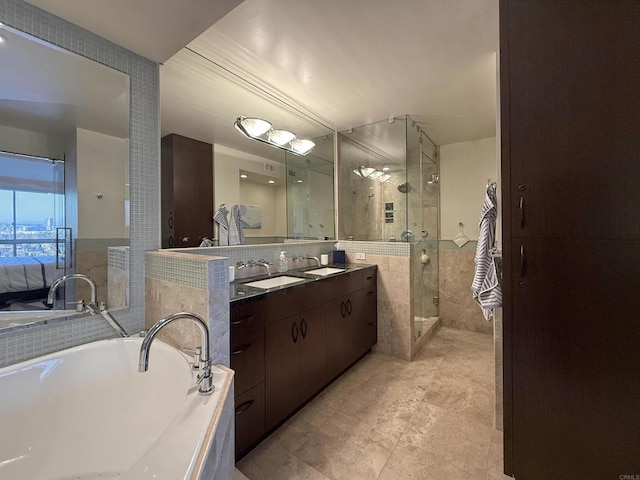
[160,46,335,246]
[0,24,130,327]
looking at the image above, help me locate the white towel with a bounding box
[213,205,229,246]
[229,205,245,246]
[472,183,502,320]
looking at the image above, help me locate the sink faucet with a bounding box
[138,312,214,395]
[47,273,128,337]
[303,254,321,267]
[254,259,272,275]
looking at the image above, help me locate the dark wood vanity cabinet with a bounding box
[230,298,265,459]
[326,267,377,381]
[265,304,326,430]
[233,265,377,458]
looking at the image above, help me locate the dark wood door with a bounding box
[297,305,327,404]
[502,1,640,478]
[265,314,300,431]
[234,382,265,460]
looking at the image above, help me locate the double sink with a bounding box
[243,267,346,290]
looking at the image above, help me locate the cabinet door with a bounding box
[230,300,265,396]
[509,239,640,479]
[506,1,640,240]
[325,295,350,381]
[265,315,301,430]
[297,305,327,403]
[235,382,265,460]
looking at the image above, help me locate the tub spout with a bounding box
[139,312,214,395]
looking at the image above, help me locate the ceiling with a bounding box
[22,0,499,147]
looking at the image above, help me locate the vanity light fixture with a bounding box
[352,166,391,183]
[234,116,316,156]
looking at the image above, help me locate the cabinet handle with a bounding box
[301,318,308,339]
[231,343,253,355]
[291,321,299,343]
[231,314,255,326]
[346,299,353,315]
[519,196,525,229]
[366,275,374,280]
[235,399,254,416]
[367,322,374,327]
[366,291,374,296]
[520,245,527,278]
[340,301,346,318]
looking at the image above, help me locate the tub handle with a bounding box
[235,399,254,416]
[231,343,253,355]
[232,315,255,326]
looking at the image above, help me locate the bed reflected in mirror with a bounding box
[0,24,130,326]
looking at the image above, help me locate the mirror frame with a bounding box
[0,0,159,364]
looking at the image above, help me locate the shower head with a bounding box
[397,182,411,193]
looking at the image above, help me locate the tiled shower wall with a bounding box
[0,0,159,368]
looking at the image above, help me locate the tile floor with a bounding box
[236,327,511,480]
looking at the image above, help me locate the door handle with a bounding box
[346,299,353,315]
[231,315,255,326]
[300,318,307,339]
[291,321,299,343]
[235,399,254,416]
[519,197,525,229]
[231,343,253,355]
[520,245,527,278]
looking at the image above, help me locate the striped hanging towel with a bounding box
[213,205,229,246]
[472,183,502,320]
[229,204,245,246]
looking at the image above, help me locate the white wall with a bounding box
[238,181,286,236]
[0,125,67,159]
[76,128,128,238]
[440,136,498,240]
[214,144,286,238]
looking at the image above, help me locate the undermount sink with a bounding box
[244,276,307,289]
[304,267,346,276]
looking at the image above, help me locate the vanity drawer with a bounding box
[235,382,265,460]
[264,279,326,324]
[324,270,363,301]
[362,267,377,289]
[231,299,265,395]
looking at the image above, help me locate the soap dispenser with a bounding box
[277,251,288,273]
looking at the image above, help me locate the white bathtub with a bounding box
[0,337,233,480]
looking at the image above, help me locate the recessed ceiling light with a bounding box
[297,180,303,183]
[240,174,248,179]
[268,180,275,184]
[382,166,390,172]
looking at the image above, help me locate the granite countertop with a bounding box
[229,263,376,303]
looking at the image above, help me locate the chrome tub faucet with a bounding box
[47,273,128,337]
[138,312,214,395]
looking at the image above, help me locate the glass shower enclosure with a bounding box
[337,115,439,340]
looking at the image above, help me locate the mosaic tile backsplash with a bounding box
[0,0,159,368]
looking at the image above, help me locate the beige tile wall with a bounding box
[439,248,493,335]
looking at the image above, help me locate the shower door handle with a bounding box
[519,197,525,229]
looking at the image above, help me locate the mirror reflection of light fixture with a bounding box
[291,138,315,155]
[234,116,316,156]
[352,166,392,183]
